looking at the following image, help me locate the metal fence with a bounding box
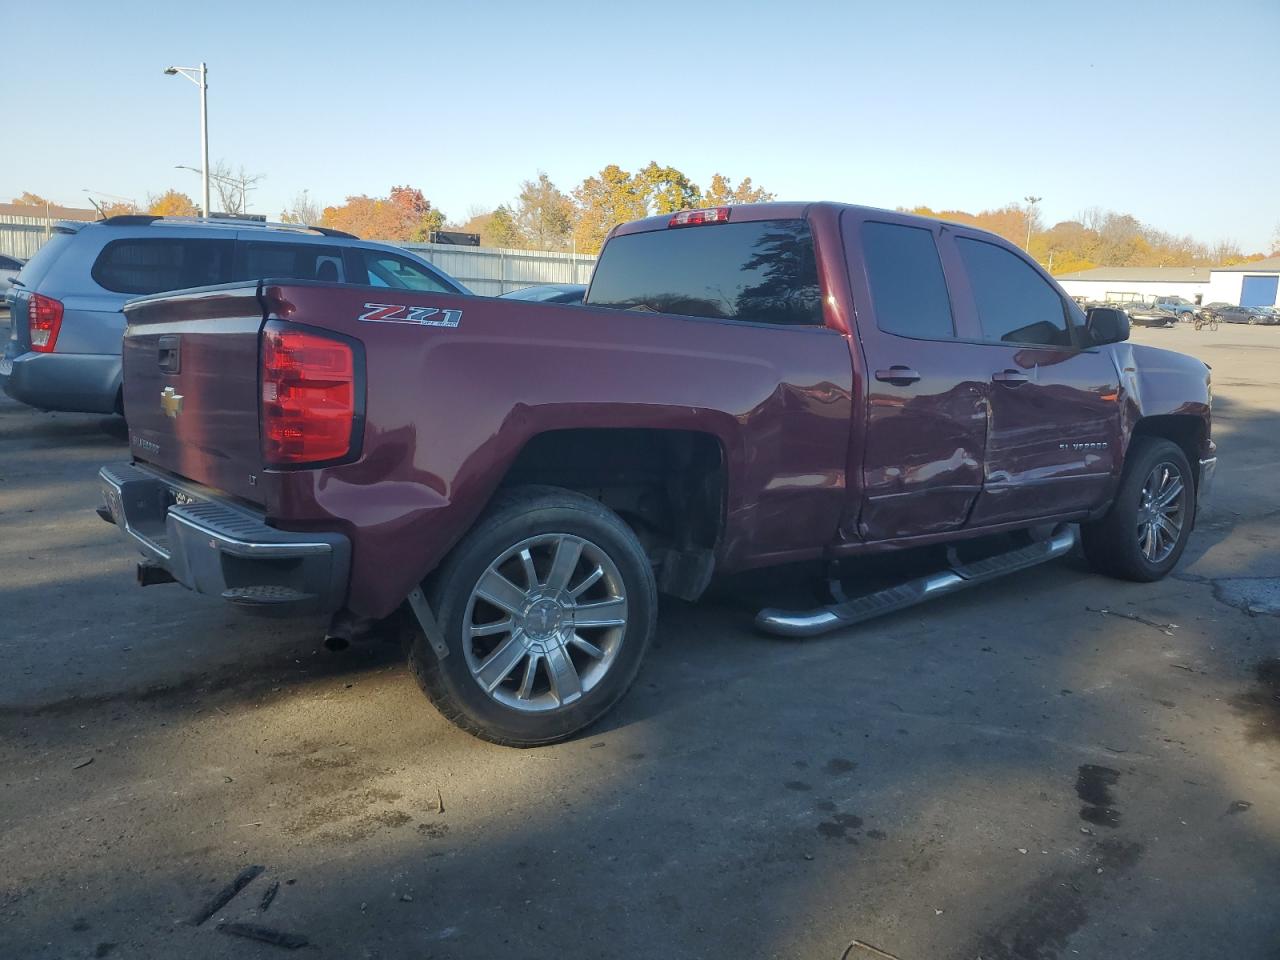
[0,217,598,294]
[401,242,595,296]
[0,215,64,260]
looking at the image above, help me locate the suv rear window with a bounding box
[92,238,232,295]
[586,219,823,326]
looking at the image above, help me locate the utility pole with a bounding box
[1023,195,1041,251]
[165,62,210,217]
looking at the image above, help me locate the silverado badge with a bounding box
[160,386,184,419]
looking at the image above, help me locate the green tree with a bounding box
[637,161,702,215]
[703,173,774,206]
[514,173,575,250]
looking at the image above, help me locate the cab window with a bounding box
[956,238,1072,347]
[860,221,955,340]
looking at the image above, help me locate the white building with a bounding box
[1056,266,1210,304]
[1057,257,1280,307]
[1202,256,1280,306]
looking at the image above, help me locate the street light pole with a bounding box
[1023,195,1041,251]
[198,62,209,219]
[164,62,210,218]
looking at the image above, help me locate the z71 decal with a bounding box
[357,303,462,327]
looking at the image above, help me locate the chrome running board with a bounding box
[755,526,1078,638]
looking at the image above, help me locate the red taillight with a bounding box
[668,207,731,228]
[28,293,64,353]
[261,327,359,466]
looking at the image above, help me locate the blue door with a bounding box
[1240,274,1279,307]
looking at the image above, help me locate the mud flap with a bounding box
[407,586,451,660]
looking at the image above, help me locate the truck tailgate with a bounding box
[122,284,265,504]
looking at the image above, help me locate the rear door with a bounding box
[842,210,991,540]
[946,233,1122,526]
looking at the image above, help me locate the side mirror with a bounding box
[1086,307,1129,346]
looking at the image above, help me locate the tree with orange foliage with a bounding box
[321,186,445,241]
[147,190,199,217]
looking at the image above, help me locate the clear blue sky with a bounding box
[7,0,1278,250]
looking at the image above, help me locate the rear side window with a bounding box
[241,242,344,282]
[360,251,452,292]
[860,222,954,339]
[92,238,232,295]
[586,219,823,326]
[956,238,1072,347]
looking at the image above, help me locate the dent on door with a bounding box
[968,345,1122,525]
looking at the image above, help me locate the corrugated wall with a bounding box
[400,242,596,296]
[0,216,61,260]
[0,219,598,294]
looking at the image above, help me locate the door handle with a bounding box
[874,365,921,386]
[991,369,1029,384]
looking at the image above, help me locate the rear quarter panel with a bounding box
[261,282,854,619]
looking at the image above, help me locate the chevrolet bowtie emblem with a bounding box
[160,386,184,418]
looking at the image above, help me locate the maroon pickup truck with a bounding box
[99,202,1215,745]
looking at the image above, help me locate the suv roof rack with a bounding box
[96,215,357,240]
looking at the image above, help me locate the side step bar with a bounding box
[755,526,1079,638]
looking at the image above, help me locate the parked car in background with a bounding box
[1202,303,1274,325]
[99,201,1216,745]
[0,254,24,291]
[1152,295,1199,319]
[1,216,469,415]
[1118,301,1178,328]
[499,283,587,305]
[1247,306,1280,325]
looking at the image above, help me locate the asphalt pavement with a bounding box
[1,322,1277,960]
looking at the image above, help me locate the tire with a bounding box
[1081,438,1194,582]
[406,485,657,747]
[1248,318,1258,325]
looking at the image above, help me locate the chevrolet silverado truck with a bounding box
[97,202,1216,746]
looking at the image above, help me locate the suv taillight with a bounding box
[261,326,361,467]
[28,293,64,352]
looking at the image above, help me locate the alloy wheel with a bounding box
[1136,461,1186,564]
[463,534,628,713]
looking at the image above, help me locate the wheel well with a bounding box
[499,428,726,597]
[1131,415,1205,486]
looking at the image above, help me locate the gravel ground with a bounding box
[1,321,1277,960]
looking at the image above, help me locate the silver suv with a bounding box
[1,216,468,415]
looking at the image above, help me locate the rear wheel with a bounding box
[1082,438,1193,582]
[407,486,657,746]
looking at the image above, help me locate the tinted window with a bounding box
[361,251,451,292]
[861,222,954,339]
[0,255,21,269]
[956,238,1072,346]
[586,219,823,326]
[241,242,344,282]
[92,238,232,295]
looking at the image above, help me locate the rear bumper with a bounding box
[98,462,350,615]
[1,345,122,414]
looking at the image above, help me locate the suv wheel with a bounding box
[1082,438,1194,582]
[407,486,657,746]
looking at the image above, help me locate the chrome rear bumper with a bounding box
[98,462,350,614]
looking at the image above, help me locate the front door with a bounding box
[946,233,1123,526]
[842,211,993,541]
